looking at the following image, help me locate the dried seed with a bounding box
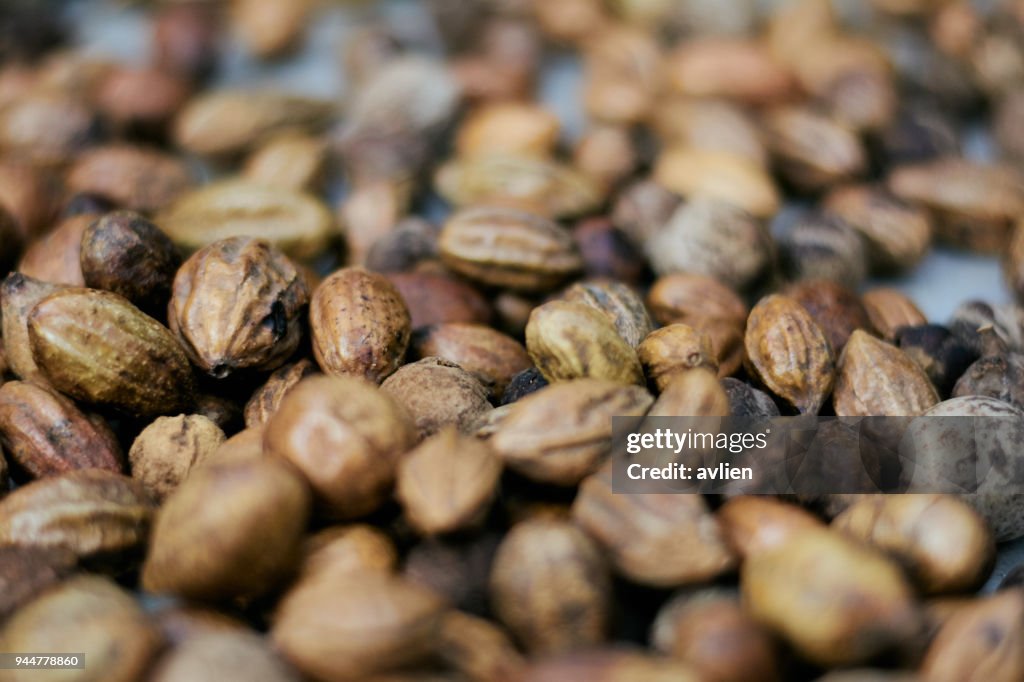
[648,367,731,417]
[380,357,492,439]
[0,546,77,622]
[396,426,502,536]
[192,393,242,434]
[645,198,774,290]
[572,217,647,285]
[243,132,328,191]
[298,524,397,579]
[174,89,333,157]
[862,287,928,341]
[338,179,408,266]
[517,649,704,682]
[665,38,796,105]
[402,534,498,615]
[651,588,780,682]
[742,528,922,666]
[532,0,610,44]
[948,300,1024,356]
[789,36,890,103]
[573,124,638,189]
[0,576,162,682]
[0,469,155,562]
[456,102,560,159]
[493,291,537,337]
[0,273,68,382]
[452,43,538,104]
[436,610,526,682]
[610,178,682,248]
[264,375,416,519]
[153,3,220,82]
[903,396,1024,542]
[411,322,529,398]
[340,57,460,184]
[365,217,440,274]
[243,358,318,428]
[638,324,718,392]
[820,64,897,133]
[80,211,182,316]
[0,380,122,479]
[764,106,867,192]
[435,155,602,218]
[142,456,310,601]
[824,184,933,273]
[920,590,1024,682]
[652,97,767,167]
[525,300,643,385]
[501,367,549,405]
[744,294,835,414]
[572,464,736,587]
[648,272,748,327]
[784,278,871,353]
[0,92,97,165]
[157,179,337,260]
[888,158,1024,253]
[648,273,747,377]
[65,145,194,213]
[879,105,961,166]
[717,496,824,559]
[169,237,309,377]
[95,64,191,134]
[231,0,312,60]
[273,571,446,681]
[128,414,225,501]
[561,279,653,349]
[18,213,93,287]
[720,379,781,419]
[654,148,781,219]
[149,630,301,682]
[310,267,411,382]
[952,346,1024,412]
[834,329,939,416]
[28,288,196,417]
[582,26,662,125]
[210,427,265,465]
[439,205,583,291]
[475,405,518,442]
[0,162,57,241]
[779,211,868,289]
[896,324,977,396]
[490,379,653,485]
[386,271,492,329]
[490,518,610,654]
[833,494,994,594]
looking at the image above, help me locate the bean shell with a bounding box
[28,289,196,417]
[157,179,336,260]
[525,300,643,385]
[439,205,583,292]
[490,379,653,485]
[744,294,835,414]
[310,267,411,383]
